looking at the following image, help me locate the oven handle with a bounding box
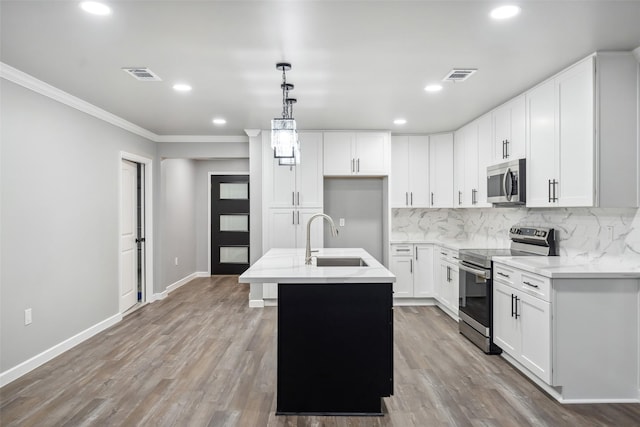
[458,261,490,279]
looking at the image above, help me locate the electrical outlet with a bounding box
[339,218,345,227]
[25,308,32,325]
[174,257,179,266]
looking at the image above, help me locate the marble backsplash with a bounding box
[392,207,640,262]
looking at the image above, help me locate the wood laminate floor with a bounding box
[1,276,639,426]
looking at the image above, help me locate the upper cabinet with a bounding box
[429,133,454,208]
[264,131,324,208]
[526,53,639,208]
[492,95,526,162]
[391,135,430,208]
[323,131,390,176]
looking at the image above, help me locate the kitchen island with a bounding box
[238,248,396,416]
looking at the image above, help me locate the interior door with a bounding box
[120,160,138,312]
[211,175,250,275]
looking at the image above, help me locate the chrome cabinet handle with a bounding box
[292,191,295,205]
[472,189,477,205]
[405,192,408,206]
[297,211,300,225]
[505,139,510,158]
[296,192,300,205]
[523,280,539,288]
[548,179,552,203]
[497,272,510,278]
[410,259,413,273]
[351,158,355,173]
[458,191,462,205]
[292,211,295,225]
[357,158,360,172]
[431,192,434,206]
[410,192,413,206]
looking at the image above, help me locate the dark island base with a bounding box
[277,282,393,416]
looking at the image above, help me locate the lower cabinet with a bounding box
[435,247,459,318]
[494,280,551,383]
[389,244,435,302]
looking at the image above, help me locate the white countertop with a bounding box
[238,248,396,284]
[492,256,640,279]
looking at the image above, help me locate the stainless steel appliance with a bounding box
[487,158,526,205]
[458,226,556,354]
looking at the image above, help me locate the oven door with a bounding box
[458,261,491,334]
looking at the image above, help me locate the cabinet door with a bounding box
[509,96,526,160]
[391,136,410,207]
[390,256,413,298]
[463,124,479,207]
[493,96,525,161]
[448,264,459,315]
[429,133,454,207]
[518,292,552,383]
[476,114,493,207]
[493,104,511,162]
[414,245,434,297]
[355,132,388,175]
[323,132,354,176]
[453,129,466,207]
[296,209,325,250]
[557,58,594,207]
[296,132,324,207]
[493,281,519,354]
[436,262,451,306]
[264,147,296,208]
[408,136,430,207]
[267,209,297,249]
[526,79,558,207]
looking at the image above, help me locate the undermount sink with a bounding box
[315,257,369,267]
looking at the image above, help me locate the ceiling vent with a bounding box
[121,67,162,81]
[443,68,477,82]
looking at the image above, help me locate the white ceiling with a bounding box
[2,1,640,137]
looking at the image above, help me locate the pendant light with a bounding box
[271,62,300,164]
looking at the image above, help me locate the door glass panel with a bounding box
[220,182,248,199]
[220,214,249,232]
[220,246,249,264]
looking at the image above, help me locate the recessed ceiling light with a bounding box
[173,83,192,92]
[80,1,111,16]
[394,119,407,125]
[424,84,443,93]
[212,118,226,125]
[490,5,521,20]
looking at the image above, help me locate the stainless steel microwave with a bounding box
[487,159,526,205]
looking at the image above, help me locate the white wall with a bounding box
[160,159,197,288]
[0,79,158,373]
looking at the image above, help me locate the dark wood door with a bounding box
[211,175,250,275]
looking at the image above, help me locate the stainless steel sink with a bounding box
[315,257,368,267]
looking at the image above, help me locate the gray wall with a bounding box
[0,79,158,372]
[323,178,384,262]
[160,159,197,287]
[194,159,250,272]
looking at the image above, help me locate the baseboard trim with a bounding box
[195,271,210,278]
[249,299,265,308]
[166,272,199,293]
[0,313,122,388]
[393,298,437,307]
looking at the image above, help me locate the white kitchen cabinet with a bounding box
[453,129,466,207]
[527,53,639,208]
[428,133,454,208]
[454,123,481,207]
[475,114,493,207]
[265,208,324,250]
[264,132,324,208]
[492,95,526,162]
[435,246,458,318]
[391,135,430,207]
[389,244,435,302]
[493,264,552,384]
[323,131,389,176]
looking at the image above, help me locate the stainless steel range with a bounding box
[458,226,556,354]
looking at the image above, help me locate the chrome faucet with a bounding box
[305,213,339,265]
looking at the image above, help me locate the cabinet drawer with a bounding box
[520,272,551,302]
[391,245,413,257]
[494,263,518,286]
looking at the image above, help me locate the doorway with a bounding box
[120,152,154,313]
[210,175,250,275]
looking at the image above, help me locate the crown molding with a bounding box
[1,62,157,141]
[154,135,249,143]
[244,129,262,138]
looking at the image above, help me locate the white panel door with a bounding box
[391,136,410,207]
[267,209,297,249]
[414,245,435,297]
[526,79,558,207]
[390,257,413,298]
[120,160,138,312]
[408,136,430,207]
[429,133,454,207]
[269,157,296,207]
[519,292,552,383]
[323,132,354,176]
[296,132,324,207]
[558,58,595,207]
[493,282,518,354]
[453,129,466,207]
[463,124,479,207]
[476,114,493,207]
[355,132,387,175]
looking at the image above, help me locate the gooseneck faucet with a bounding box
[305,213,339,265]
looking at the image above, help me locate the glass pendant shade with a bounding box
[271,118,299,160]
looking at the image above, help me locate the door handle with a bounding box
[357,158,360,173]
[458,191,462,205]
[292,211,295,225]
[410,192,413,206]
[297,211,300,225]
[405,192,408,206]
[410,259,413,273]
[505,139,510,158]
[514,295,520,319]
[135,237,145,244]
[292,191,295,206]
[511,294,514,317]
[502,140,506,159]
[548,179,552,203]
[351,158,355,173]
[431,192,434,206]
[523,281,539,288]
